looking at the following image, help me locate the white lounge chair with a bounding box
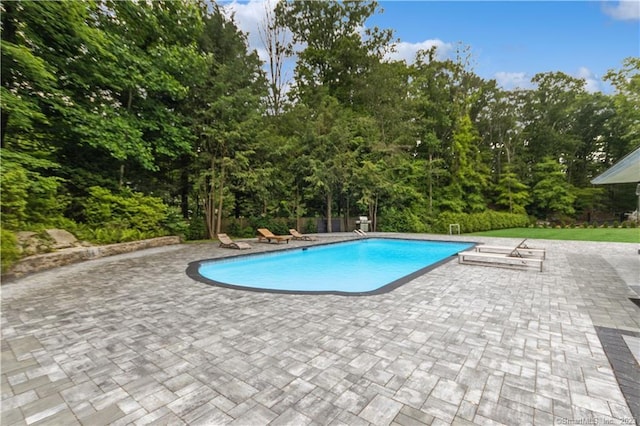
[458,239,544,271]
[475,239,546,259]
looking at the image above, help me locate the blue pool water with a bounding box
[192,238,474,295]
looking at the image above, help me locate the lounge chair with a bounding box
[257,228,292,244]
[458,250,543,271]
[458,239,544,271]
[289,229,317,241]
[217,233,251,250]
[474,239,546,259]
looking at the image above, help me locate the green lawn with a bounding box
[468,227,640,243]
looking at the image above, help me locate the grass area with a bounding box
[469,227,640,243]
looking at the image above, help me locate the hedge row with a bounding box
[436,211,530,234]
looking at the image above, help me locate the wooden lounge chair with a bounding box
[257,228,292,244]
[458,240,544,271]
[289,229,317,241]
[217,233,251,250]
[475,239,546,259]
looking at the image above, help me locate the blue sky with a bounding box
[222,0,640,93]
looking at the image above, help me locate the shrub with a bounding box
[186,215,208,240]
[435,211,529,233]
[82,186,168,235]
[378,207,430,233]
[248,217,290,235]
[1,229,20,273]
[303,219,317,234]
[226,220,254,238]
[0,164,28,230]
[1,159,70,230]
[162,207,188,239]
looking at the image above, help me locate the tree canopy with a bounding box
[2,0,638,249]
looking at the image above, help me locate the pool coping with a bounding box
[186,236,478,296]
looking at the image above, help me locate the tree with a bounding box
[604,57,640,155]
[454,114,490,212]
[495,166,530,214]
[531,158,576,219]
[1,0,100,226]
[258,0,290,116]
[301,96,348,232]
[521,72,586,166]
[1,1,57,148]
[277,0,393,107]
[191,6,266,237]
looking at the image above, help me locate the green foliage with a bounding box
[378,207,430,233]
[225,221,254,239]
[436,211,529,234]
[495,169,530,214]
[1,0,637,246]
[573,187,606,217]
[26,174,67,225]
[82,186,168,235]
[1,229,20,273]
[186,215,208,241]
[248,217,291,236]
[0,153,67,230]
[74,226,148,245]
[0,162,29,230]
[303,219,317,234]
[161,207,189,239]
[531,158,576,218]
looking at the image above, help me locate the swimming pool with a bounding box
[187,238,475,295]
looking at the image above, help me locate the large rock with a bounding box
[16,231,51,256]
[45,229,79,249]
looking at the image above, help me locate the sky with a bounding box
[220,0,640,93]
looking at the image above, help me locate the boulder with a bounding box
[45,229,79,249]
[16,231,49,256]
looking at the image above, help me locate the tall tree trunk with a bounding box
[1,111,8,148]
[205,156,216,239]
[295,185,301,231]
[344,192,349,232]
[180,156,189,218]
[215,162,225,236]
[326,190,332,233]
[119,164,125,188]
[428,153,433,214]
[373,194,379,232]
[118,88,134,190]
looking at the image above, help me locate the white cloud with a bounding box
[602,0,640,21]
[385,39,454,64]
[494,72,532,91]
[220,0,273,61]
[494,68,605,93]
[576,67,602,93]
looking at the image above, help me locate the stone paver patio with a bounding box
[1,233,639,425]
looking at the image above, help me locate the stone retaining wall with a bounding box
[4,236,182,280]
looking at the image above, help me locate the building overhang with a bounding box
[591,147,640,185]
